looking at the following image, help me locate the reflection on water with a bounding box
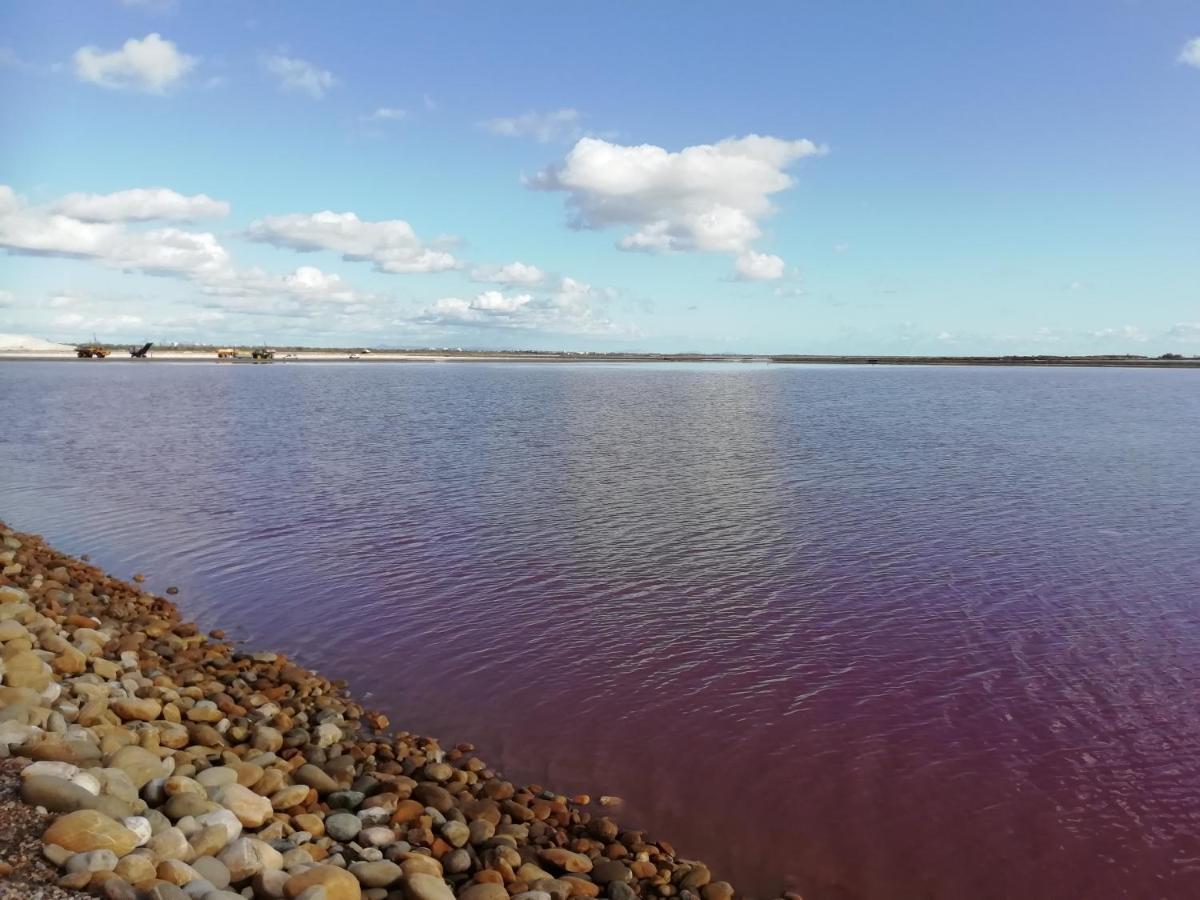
[3,361,1199,899]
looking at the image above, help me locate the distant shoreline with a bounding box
[1,349,1198,368]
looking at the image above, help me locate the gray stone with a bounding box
[191,854,231,889]
[325,811,362,842]
[22,775,99,813]
[65,848,119,872]
[326,790,364,810]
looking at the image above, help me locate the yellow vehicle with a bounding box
[76,344,110,358]
[217,347,274,360]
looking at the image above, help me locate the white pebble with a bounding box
[39,682,62,704]
[20,760,80,781]
[70,772,101,795]
[122,816,152,846]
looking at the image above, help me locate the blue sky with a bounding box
[1,0,1198,353]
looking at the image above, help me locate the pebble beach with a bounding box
[0,523,747,900]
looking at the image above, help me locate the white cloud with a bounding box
[1179,37,1200,68]
[1087,325,1147,342]
[469,261,546,285]
[0,289,13,307]
[263,53,336,99]
[246,210,459,274]
[484,108,581,143]
[74,33,195,93]
[418,276,629,336]
[52,188,229,222]
[733,250,785,281]
[199,265,376,320]
[0,185,233,283]
[0,185,395,340]
[365,107,406,122]
[528,134,824,278]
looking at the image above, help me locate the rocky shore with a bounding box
[0,523,751,900]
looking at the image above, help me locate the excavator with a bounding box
[129,342,153,358]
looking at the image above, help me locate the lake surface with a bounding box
[2,360,1199,899]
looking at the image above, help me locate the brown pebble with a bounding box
[0,524,751,900]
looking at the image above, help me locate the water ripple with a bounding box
[2,361,1199,900]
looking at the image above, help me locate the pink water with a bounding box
[3,360,1199,899]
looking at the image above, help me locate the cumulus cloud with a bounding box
[0,185,399,342]
[198,265,376,320]
[1,185,637,340]
[484,108,581,143]
[246,210,459,274]
[419,276,628,336]
[263,53,336,99]
[0,185,371,313]
[74,33,195,93]
[469,261,546,285]
[52,188,229,222]
[528,135,824,278]
[1087,325,1147,342]
[733,250,785,281]
[1,186,231,279]
[1180,37,1200,68]
[1,185,223,276]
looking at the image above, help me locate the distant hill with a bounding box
[0,333,75,353]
